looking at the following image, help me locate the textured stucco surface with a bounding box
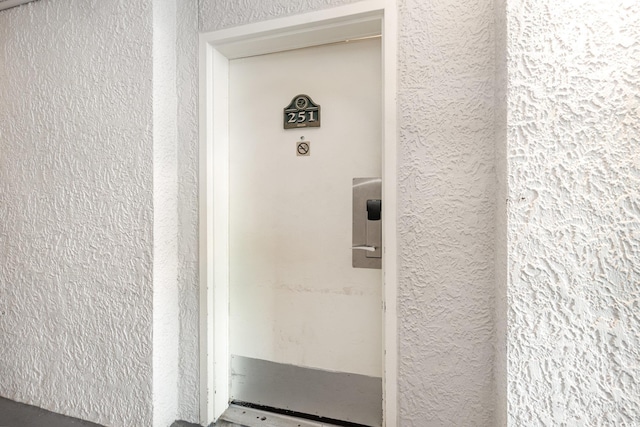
[176,0,200,422]
[0,0,501,425]
[198,0,360,32]
[494,0,508,424]
[3,0,636,424]
[507,0,640,424]
[0,1,154,426]
[397,0,496,425]
[153,0,180,425]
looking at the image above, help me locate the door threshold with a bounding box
[220,404,348,427]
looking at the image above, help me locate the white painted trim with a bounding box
[381,1,399,425]
[211,47,231,422]
[198,37,215,424]
[199,38,232,423]
[203,0,384,52]
[198,1,399,425]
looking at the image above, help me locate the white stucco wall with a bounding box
[198,0,360,30]
[396,0,496,424]
[1,0,500,425]
[152,0,180,425]
[507,0,640,424]
[0,1,154,426]
[3,0,638,424]
[494,0,508,424]
[175,0,200,422]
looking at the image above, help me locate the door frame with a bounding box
[198,0,398,425]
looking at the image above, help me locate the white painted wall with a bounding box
[229,39,382,376]
[506,0,640,424]
[0,1,154,426]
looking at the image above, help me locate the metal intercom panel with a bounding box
[352,178,382,269]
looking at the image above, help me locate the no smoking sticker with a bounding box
[296,141,310,156]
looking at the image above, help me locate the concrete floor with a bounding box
[0,397,247,427]
[0,397,103,427]
[0,397,345,427]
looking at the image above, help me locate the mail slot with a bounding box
[352,178,382,269]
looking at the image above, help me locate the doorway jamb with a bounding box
[198,1,398,424]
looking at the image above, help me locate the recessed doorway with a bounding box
[198,2,398,426]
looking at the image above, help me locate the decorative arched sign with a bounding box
[283,94,321,129]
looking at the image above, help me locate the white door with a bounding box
[229,37,382,426]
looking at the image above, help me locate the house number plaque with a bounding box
[283,94,320,129]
